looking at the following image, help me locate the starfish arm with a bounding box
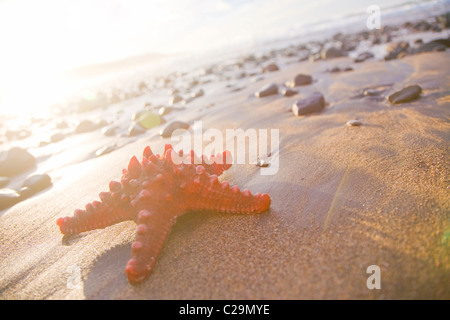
[56,184,136,235]
[196,150,233,176]
[193,189,271,214]
[186,165,271,214]
[125,209,176,284]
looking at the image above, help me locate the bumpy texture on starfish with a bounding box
[57,144,271,284]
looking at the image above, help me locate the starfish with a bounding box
[57,144,271,284]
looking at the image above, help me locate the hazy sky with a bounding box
[0,0,409,72]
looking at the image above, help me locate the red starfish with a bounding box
[57,144,271,284]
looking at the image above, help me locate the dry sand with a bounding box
[0,51,449,300]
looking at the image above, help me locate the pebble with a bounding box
[256,159,269,167]
[191,89,205,98]
[21,173,52,194]
[321,47,346,59]
[168,88,179,95]
[346,119,362,126]
[261,63,279,73]
[160,121,190,138]
[363,89,384,96]
[159,106,172,116]
[255,83,279,98]
[285,74,312,87]
[137,111,161,129]
[202,67,213,75]
[230,87,245,93]
[354,51,374,63]
[0,188,21,210]
[416,39,449,53]
[328,66,353,73]
[292,92,326,116]
[329,66,341,73]
[138,81,148,91]
[388,85,422,104]
[169,95,184,105]
[281,88,298,97]
[0,147,36,177]
[189,78,199,88]
[384,41,409,60]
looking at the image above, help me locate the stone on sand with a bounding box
[346,119,362,126]
[261,63,279,73]
[363,88,384,96]
[137,111,161,129]
[321,47,346,60]
[384,41,410,60]
[354,51,374,63]
[0,147,35,177]
[285,74,312,87]
[256,159,269,167]
[416,39,449,53]
[255,83,278,98]
[388,85,422,104]
[22,174,52,194]
[282,88,298,97]
[191,89,205,98]
[292,92,326,116]
[169,95,184,105]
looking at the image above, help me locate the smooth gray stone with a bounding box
[0,147,35,177]
[388,85,422,104]
[255,83,278,98]
[292,92,325,116]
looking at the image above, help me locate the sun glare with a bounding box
[0,0,181,118]
[0,59,76,118]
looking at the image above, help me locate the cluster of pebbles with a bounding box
[0,12,448,210]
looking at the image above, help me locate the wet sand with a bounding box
[0,47,449,299]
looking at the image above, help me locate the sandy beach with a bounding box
[1,9,450,299]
